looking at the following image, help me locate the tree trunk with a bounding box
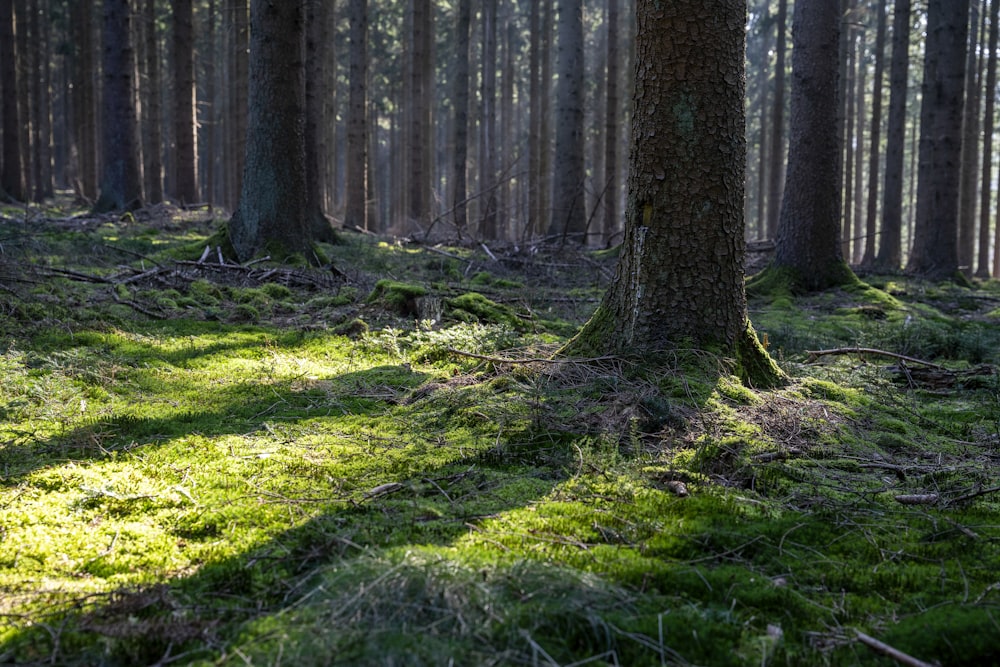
[202,0,217,204]
[549,0,585,242]
[172,0,198,204]
[842,6,857,260]
[873,0,911,271]
[958,2,984,276]
[0,0,24,201]
[406,0,433,231]
[94,0,143,213]
[228,0,316,262]
[304,0,335,243]
[906,0,970,279]
[852,29,867,264]
[978,0,998,278]
[766,0,787,240]
[345,0,369,231]
[453,0,471,235]
[766,0,855,290]
[226,0,249,211]
[565,0,781,387]
[479,0,498,239]
[603,0,619,245]
[140,0,163,203]
[29,0,53,201]
[861,0,888,267]
[537,0,553,241]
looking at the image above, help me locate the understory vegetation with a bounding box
[1,201,999,666]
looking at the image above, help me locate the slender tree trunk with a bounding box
[304,0,335,242]
[842,8,857,260]
[500,12,515,239]
[203,0,217,204]
[479,0,498,239]
[94,0,143,212]
[527,0,541,239]
[978,0,998,278]
[852,32,867,264]
[0,0,24,201]
[768,0,854,290]
[453,0,471,235]
[958,2,984,276]
[549,0,585,242]
[766,0,787,240]
[874,0,912,270]
[906,0,970,279]
[226,0,248,211]
[172,0,198,203]
[29,0,53,201]
[406,0,432,230]
[140,0,163,203]
[861,0,888,267]
[603,0,619,245]
[345,0,369,231]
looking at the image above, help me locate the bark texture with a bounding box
[345,0,369,231]
[549,0,585,241]
[172,0,198,204]
[566,0,781,386]
[228,0,313,262]
[0,0,24,201]
[906,0,969,279]
[770,0,852,290]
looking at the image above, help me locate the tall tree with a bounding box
[172,0,198,203]
[304,0,335,242]
[526,0,541,238]
[0,0,24,201]
[29,0,53,201]
[565,0,781,387]
[225,0,249,210]
[548,0,585,242]
[860,0,889,267]
[761,0,855,290]
[978,0,999,278]
[906,0,970,279]
[94,0,143,213]
[406,0,433,230]
[479,0,498,239]
[603,0,620,244]
[766,0,788,239]
[958,2,985,275]
[228,0,319,262]
[345,0,369,231]
[452,0,471,235]
[141,0,163,203]
[873,0,912,271]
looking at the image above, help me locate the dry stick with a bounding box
[804,346,946,369]
[855,630,938,667]
[947,484,1000,506]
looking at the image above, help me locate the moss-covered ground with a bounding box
[1,200,999,665]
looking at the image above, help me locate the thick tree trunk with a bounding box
[566,0,781,387]
[406,0,433,231]
[874,0,911,271]
[94,0,143,213]
[172,0,198,204]
[549,0,585,242]
[906,0,970,279]
[228,0,314,262]
[345,0,369,231]
[768,0,854,290]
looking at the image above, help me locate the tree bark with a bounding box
[172,0,198,204]
[978,0,999,278]
[304,0,335,243]
[479,0,498,239]
[766,0,787,240]
[861,0,888,267]
[0,0,24,201]
[228,0,316,262]
[603,0,620,245]
[906,0,970,279]
[453,0,471,235]
[565,0,782,387]
[345,0,369,231]
[766,0,855,290]
[94,0,143,213]
[549,0,585,242]
[873,0,911,271]
[141,0,163,203]
[958,2,984,276]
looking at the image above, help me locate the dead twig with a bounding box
[804,347,946,370]
[854,629,938,667]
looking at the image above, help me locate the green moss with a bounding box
[367,279,428,316]
[446,292,525,329]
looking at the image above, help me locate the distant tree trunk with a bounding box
[0,0,24,201]
[500,13,515,238]
[565,0,780,386]
[906,0,970,279]
[861,0,888,267]
[406,0,433,230]
[304,0,335,242]
[766,0,855,290]
[453,0,471,235]
[874,0,911,271]
[226,0,249,211]
[766,0,787,240]
[345,0,369,231]
[202,0,217,204]
[841,6,857,260]
[852,30,867,264]
[549,0,585,242]
[172,0,198,204]
[228,0,317,262]
[479,0,498,239]
[958,2,984,276]
[94,0,143,213]
[29,0,53,201]
[603,0,619,244]
[141,0,163,203]
[978,0,998,278]
[537,0,553,241]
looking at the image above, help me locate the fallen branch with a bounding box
[893,494,939,506]
[804,347,945,370]
[855,630,938,667]
[947,484,1000,506]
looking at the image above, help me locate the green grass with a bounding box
[1,203,999,665]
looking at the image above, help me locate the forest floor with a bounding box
[0,199,999,666]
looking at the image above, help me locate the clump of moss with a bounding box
[447,292,525,329]
[367,280,428,316]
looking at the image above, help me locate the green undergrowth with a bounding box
[1,206,999,665]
